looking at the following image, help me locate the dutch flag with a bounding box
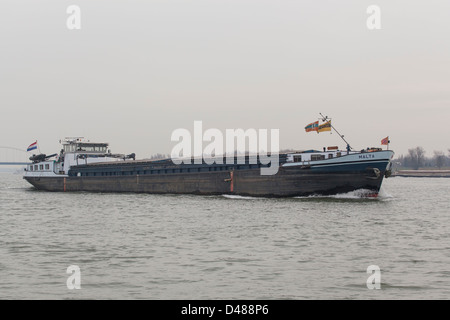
[27,141,38,152]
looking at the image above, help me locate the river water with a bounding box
[0,172,449,299]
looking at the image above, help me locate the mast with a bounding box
[319,113,352,151]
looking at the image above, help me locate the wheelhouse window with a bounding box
[75,144,108,153]
[311,154,325,161]
[293,155,302,162]
[45,164,50,170]
[64,144,76,152]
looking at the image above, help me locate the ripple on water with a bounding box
[0,174,449,299]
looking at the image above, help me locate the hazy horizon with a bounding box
[1,0,449,160]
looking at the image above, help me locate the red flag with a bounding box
[381,136,389,145]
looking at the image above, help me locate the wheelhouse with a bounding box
[62,138,108,154]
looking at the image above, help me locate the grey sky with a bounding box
[1,0,449,159]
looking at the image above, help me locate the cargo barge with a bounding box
[23,137,394,197]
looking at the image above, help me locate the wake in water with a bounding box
[222,194,264,200]
[378,186,394,199]
[296,187,394,200]
[221,187,394,200]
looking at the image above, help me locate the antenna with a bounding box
[319,113,352,151]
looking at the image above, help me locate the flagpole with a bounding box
[319,113,352,151]
[37,140,41,154]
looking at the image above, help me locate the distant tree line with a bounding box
[395,147,450,170]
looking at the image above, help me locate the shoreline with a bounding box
[393,170,450,178]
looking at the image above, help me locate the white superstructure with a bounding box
[24,138,130,178]
[283,148,394,167]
